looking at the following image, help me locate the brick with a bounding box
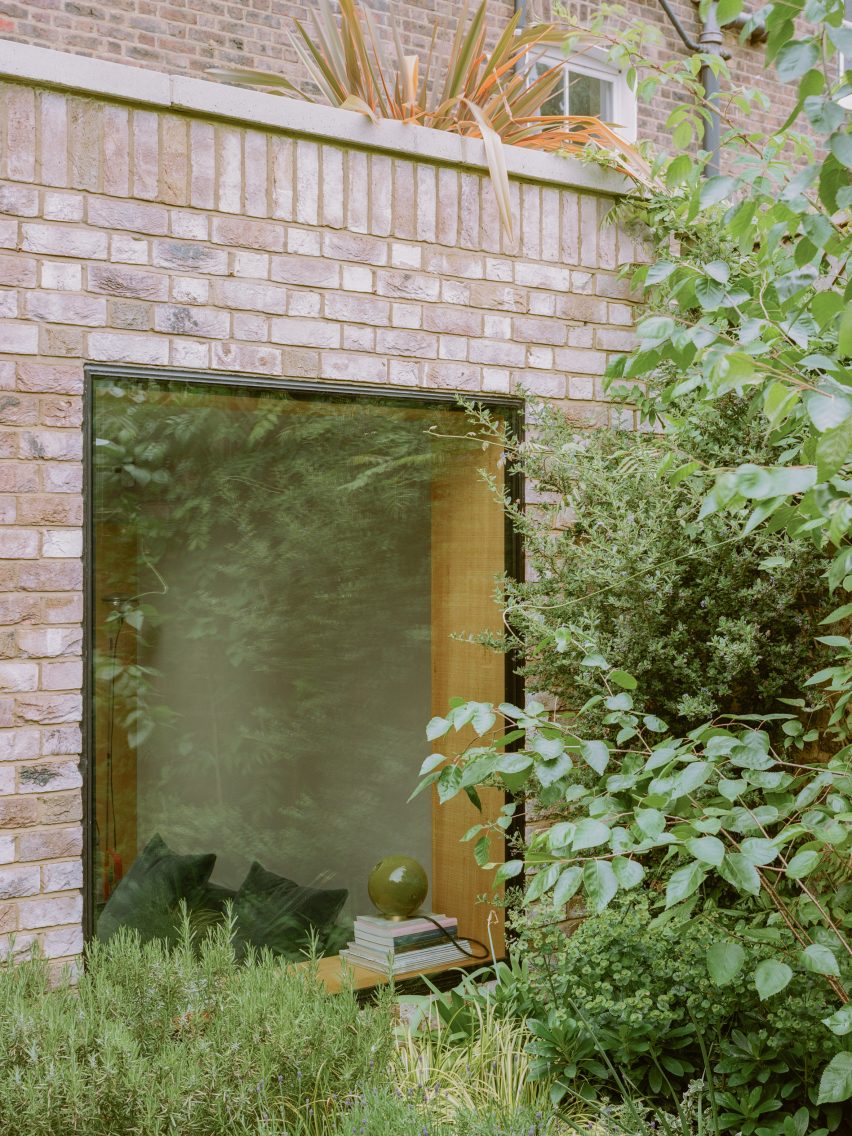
[88,332,169,365]
[41,530,83,558]
[0,289,17,318]
[21,224,107,260]
[152,240,227,274]
[0,218,16,248]
[295,141,319,225]
[391,304,421,329]
[370,155,392,237]
[0,728,40,761]
[0,594,39,624]
[41,398,83,429]
[288,229,321,256]
[19,433,83,462]
[212,342,282,376]
[41,859,83,893]
[41,660,82,691]
[424,361,480,390]
[376,271,439,302]
[270,136,294,220]
[422,308,482,336]
[103,104,130,197]
[0,321,38,354]
[469,339,525,367]
[270,318,339,348]
[18,894,82,929]
[211,216,285,251]
[0,253,36,287]
[25,292,106,326]
[513,316,567,346]
[88,198,168,234]
[0,795,38,826]
[42,924,84,959]
[111,235,149,264]
[16,364,82,394]
[554,347,607,374]
[232,251,268,278]
[19,761,81,792]
[0,184,38,217]
[170,211,208,241]
[324,294,389,325]
[133,109,159,199]
[7,86,36,182]
[415,164,437,242]
[323,231,387,266]
[376,329,437,359]
[42,263,83,290]
[320,352,386,384]
[0,393,37,425]
[0,530,39,559]
[555,294,608,322]
[0,836,14,864]
[40,91,69,188]
[36,793,82,825]
[596,327,636,352]
[232,313,267,340]
[171,340,210,368]
[515,262,570,290]
[0,864,40,900]
[321,145,344,229]
[16,691,81,725]
[41,726,81,757]
[172,277,209,304]
[16,628,81,658]
[390,243,421,270]
[154,305,230,338]
[0,933,37,962]
[341,265,372,292]
[270,255,339,288]
[215,279,286,314]
[40,595,83,624]
[345,150,368,233]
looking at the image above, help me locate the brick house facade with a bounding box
[0,27,646,972]
[0,0,797,153]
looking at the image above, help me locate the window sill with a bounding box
[298,952,489,995]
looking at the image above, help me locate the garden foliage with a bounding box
[420,0,852,1129]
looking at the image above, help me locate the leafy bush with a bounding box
[495,399,829,729]
[334,1091,564,1136]
[512,894,844,1131]
[0,920,393,1136]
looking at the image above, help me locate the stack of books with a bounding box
[340,912,470,975]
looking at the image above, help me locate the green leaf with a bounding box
[805,388,852,431]
[420,752,446,775]
[699,175,737,208]
[643,714,668,733]
[816,1051,852,1104]
[583,859,618,913]
[612,857,644,890]
[695,276,726,310]
[705,260,730,284]
[802,943,840,976]
[775,39,819,82]
[739,838,779,866]
[785,848,821,878]
[816,415,852,481]
[706,940,746,986]
[665,861,706,908]
[754,959,793,1000]
[671,761,712,799]
[822,1004,852,1036]
[580,740,610,776]
[686,835,725,866]
[553,865,583,907]
[635,808,666,839]
[610,669,637,690]
[572,818,610,851]
[839,301,852,356]
[829,131,852,170]
[426,716,450,741]
[494,859,523,885]
[473,834,490,867]
[637,316,677,341]
[718,852,761,896]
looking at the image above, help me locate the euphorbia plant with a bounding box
[209,0,652,237]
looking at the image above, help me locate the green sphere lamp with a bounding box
[367,855,428,919]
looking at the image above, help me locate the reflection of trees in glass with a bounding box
[92,382,474,923]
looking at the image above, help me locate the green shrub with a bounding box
[333,1089,566,1135]
[496,399,829,730]
[0,920,393,1136]
[512,895,845,1132]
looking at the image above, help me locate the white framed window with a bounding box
[531,49,637,142]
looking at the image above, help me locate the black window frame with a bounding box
[81,364,524,942]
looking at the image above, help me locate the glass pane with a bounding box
[532,59,566,118]
[90,379,506,960]
[567,69,614,119]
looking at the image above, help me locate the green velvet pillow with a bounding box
[231,861,348,959]
[96,833,216,944]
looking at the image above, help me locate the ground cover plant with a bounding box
[418,0,851,1131]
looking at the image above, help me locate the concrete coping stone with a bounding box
[0,37,630,197]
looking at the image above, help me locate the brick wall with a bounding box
[0,61,638,971]
[0,0,796,153]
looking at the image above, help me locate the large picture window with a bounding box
[86,370,517,968]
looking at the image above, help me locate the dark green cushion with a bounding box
[96,834,216,944]
[231,861,347,959]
